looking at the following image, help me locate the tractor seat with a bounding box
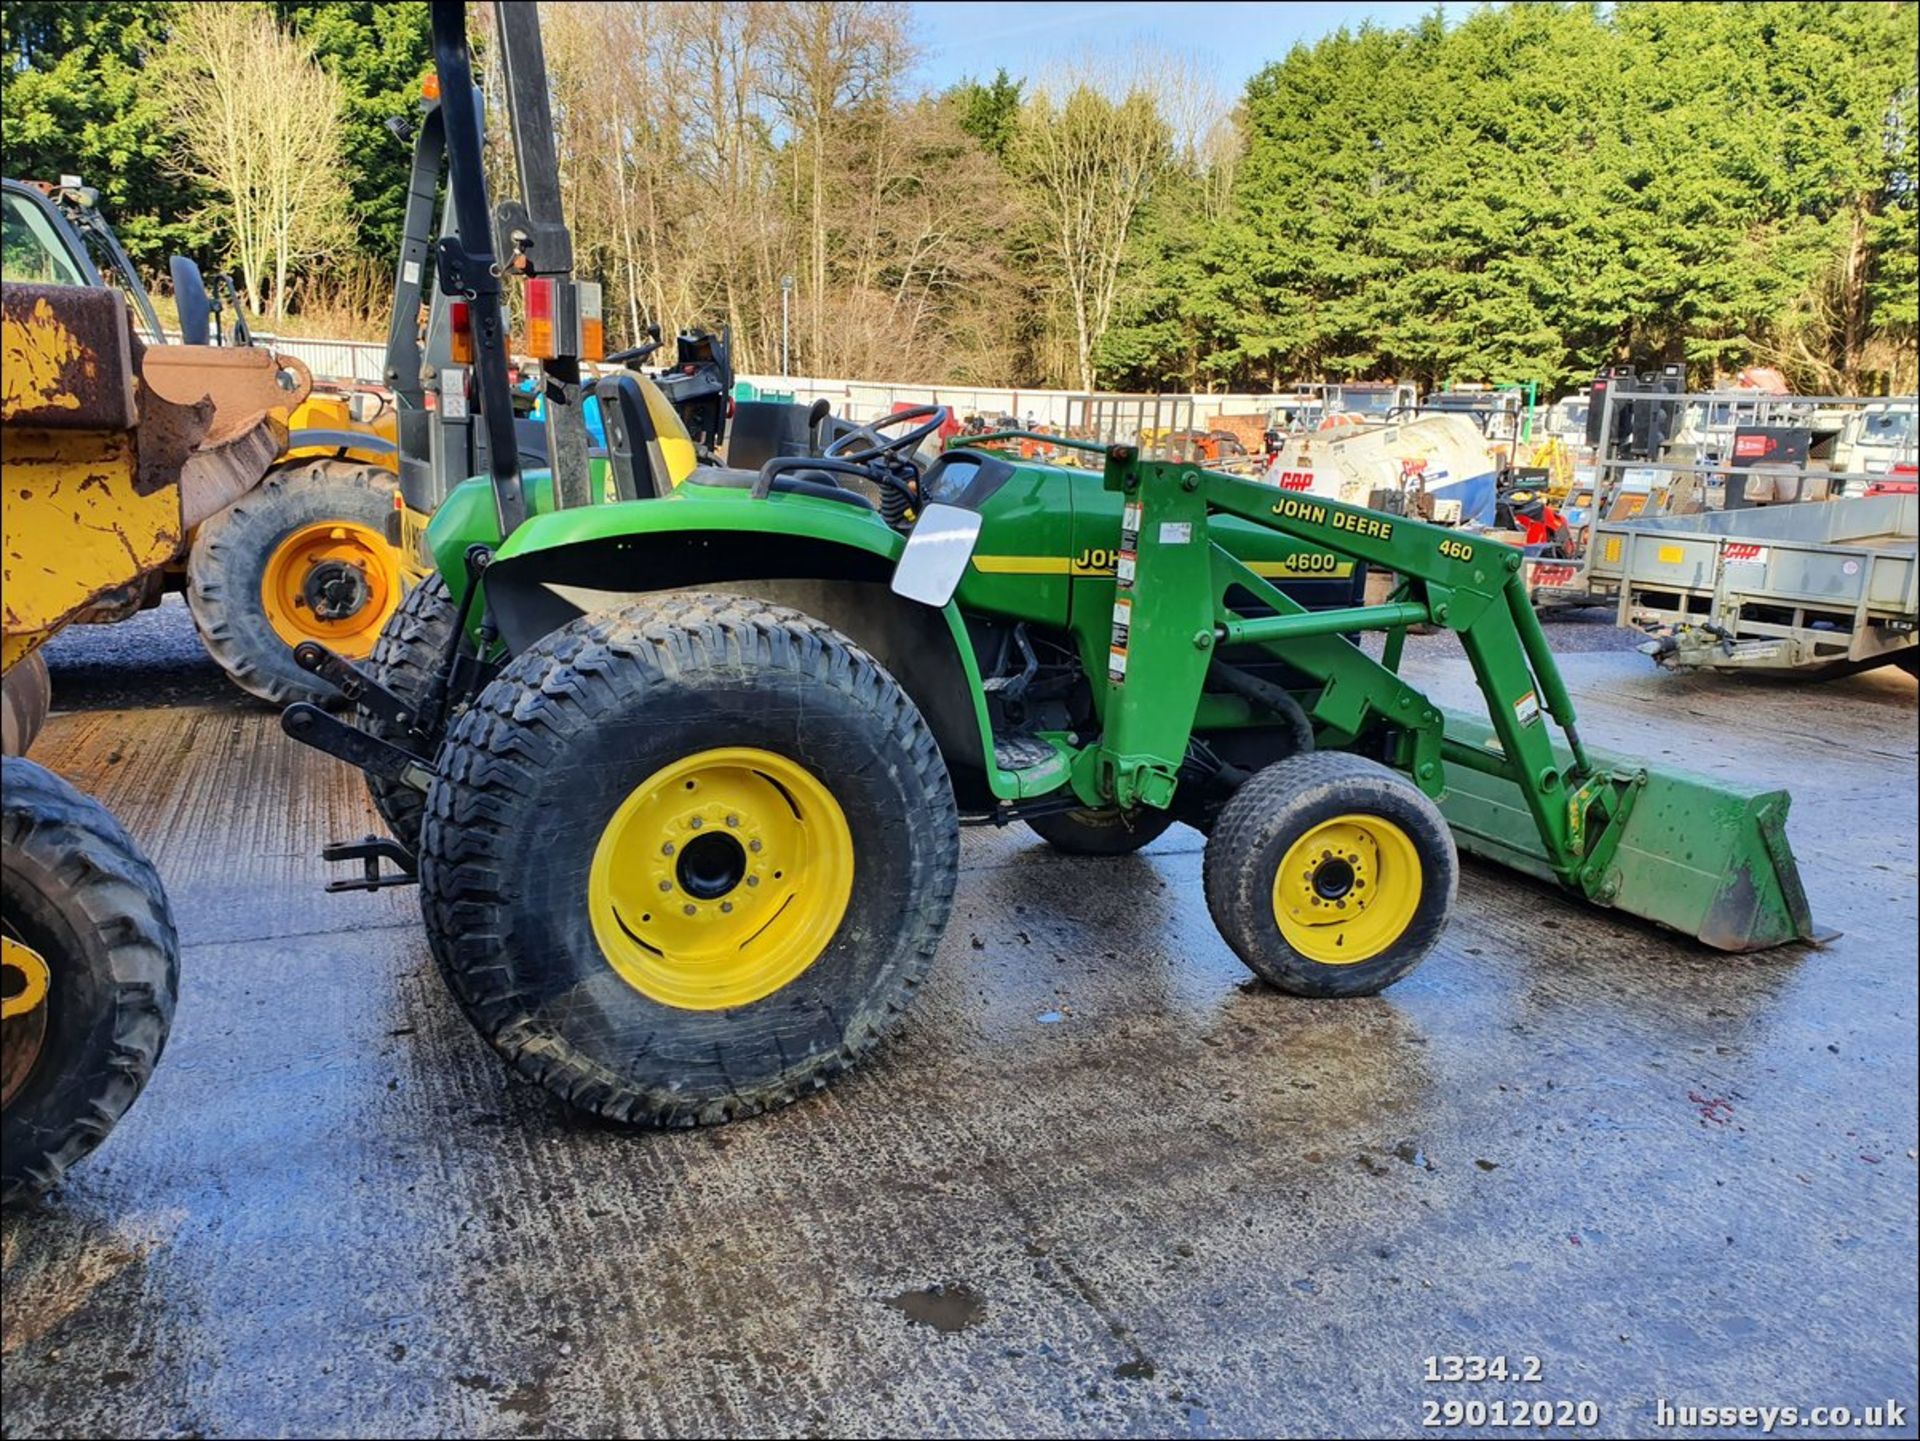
[595,375,871,509]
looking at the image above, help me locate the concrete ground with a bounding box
[3,599,1915,1440]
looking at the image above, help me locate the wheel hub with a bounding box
[1271,815,1422,965]
[676,831,748,900]
[1310,855,1357,902]
[259,519,402,659]
[588,747,855,1011]
[302,558,370,621]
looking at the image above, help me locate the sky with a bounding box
[910,1,1445,95]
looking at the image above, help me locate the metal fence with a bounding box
[250,333,388,386]
[733,375,1285,429]
[220,334,1451,432]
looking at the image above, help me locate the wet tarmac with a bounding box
[3,603,1916,1438]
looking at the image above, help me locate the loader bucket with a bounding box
[1435,712,1824,952]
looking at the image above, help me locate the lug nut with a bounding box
[726,815,739,827]
[689,816,703,830]
[683,903,697,916]
[661,842,675,856]
[749,839,762,853]
[659,880,672,892]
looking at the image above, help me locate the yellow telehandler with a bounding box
[2,176,407,703]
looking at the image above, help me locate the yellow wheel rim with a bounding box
[2,932,52,1108]
[1272,814,1422,965]
[259,520,402,658]
[587,747,855,1011]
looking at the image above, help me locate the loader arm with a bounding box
[1085,443,1818,952]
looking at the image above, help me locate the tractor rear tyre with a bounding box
[361,574,459,849]
[418,593,960,1126]
[187,460,405,704]
[1203,751,1455,998]
[2,757,178,1204]
[1026,806,1176,855]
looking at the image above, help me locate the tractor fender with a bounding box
[480,506,1005,807]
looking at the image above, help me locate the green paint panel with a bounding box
[1437,711,1820,952]
[424,468,1025,803]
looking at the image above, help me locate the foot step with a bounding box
[993,735,1058,773]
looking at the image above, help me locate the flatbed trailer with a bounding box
[1588,493,1918,675]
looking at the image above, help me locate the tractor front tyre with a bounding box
[187,460,404,704]
[2,757,178,1204]
[418,593,960,1127]
[1202,751,1456,998]
[1025,806,1176,856]
[361,574,458,850]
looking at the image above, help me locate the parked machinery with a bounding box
[2,278,303,1199]
[275,0,1822,1132]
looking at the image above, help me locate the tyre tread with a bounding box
[1202,750,1455,998]
[418,592,958,1127]
[1,758,177,1204]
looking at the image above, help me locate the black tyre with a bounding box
[1025,806,1176,855]
[2,757,178,1204]
[418,592,960,1126]
[1202,751,1455,998]
[187,460,405,704]
[361,574,458,849]
[2,649,51,756]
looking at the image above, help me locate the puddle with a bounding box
[884,1283,986,1333]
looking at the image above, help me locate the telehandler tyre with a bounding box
[1025,806,1175,855]
[2,757,178,1203]
[1203,751,1455,998]
[418,593,959,1126]
[360,574,459,849]
[187,460,405,704]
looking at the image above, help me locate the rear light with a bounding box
[525,278,555,358]
[422,71,440,101]
[447,299,474,364]
[578,280,604,361]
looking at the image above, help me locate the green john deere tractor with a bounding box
[281,1,1820,1129]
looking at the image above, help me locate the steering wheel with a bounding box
[605,325,665,368]
[824,404,949,463]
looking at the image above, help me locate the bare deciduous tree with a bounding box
[512,0,1017,383]
[157,2,351,321]
[1015,64,1172,388]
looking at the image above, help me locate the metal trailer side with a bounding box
[1588,493,1918,674]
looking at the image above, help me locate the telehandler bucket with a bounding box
[1437,713,1821,951]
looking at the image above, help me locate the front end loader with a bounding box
[279,0,1820,1131]
[2,279,306,1201]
